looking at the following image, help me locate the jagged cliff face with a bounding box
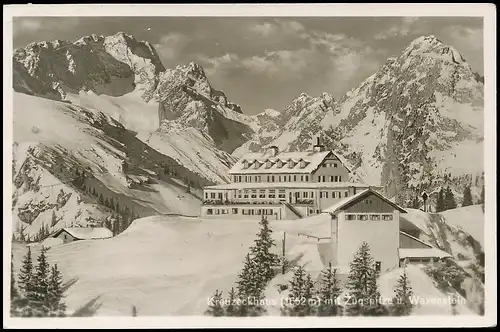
[13,33,165,101]
[13,33,254,154]
[237,36,484,205]
[155,62,255,153]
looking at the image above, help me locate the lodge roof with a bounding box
[322,188,408,214]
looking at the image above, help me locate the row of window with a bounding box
[233,174,310,183]
[322,163,338,168]
[243,160,308,170]
[206,192,224,199]
[206,208,276,216]
[345,214,394,221]
[319,191,349,199]
[318,175,343,182]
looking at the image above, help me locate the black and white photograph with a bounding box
[3,4,496,328]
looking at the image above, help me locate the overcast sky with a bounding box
[13,16,483,115]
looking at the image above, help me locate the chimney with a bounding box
[313,137,325,153]
[268,146,279,157]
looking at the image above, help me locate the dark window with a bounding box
[207,209,213,215]
[346,214,356,221]
[232,208,238,214]
[375,261,381,273]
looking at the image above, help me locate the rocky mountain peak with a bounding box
[402,35,467,67]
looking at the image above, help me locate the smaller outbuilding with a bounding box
[52,227,113,244]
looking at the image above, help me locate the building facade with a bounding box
[52,227,113,244]
[201,140,382,219]
[323,188,452,274]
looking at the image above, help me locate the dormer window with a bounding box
[288,159,295,169]
[299,159,306,168]
[265,159,272,169]
[242,160,249,169]
[277,160,283,168]
[254,161,261,169]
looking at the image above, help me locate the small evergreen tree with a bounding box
[462,186,473,207]
[281,265,311,316]
[47,264,66,317]
[19,225,26,242]
[235,254,265,316]
[32,247,50,316]
[205,289,225,317]
[345,242,387,316]
[317,262,342,316]
[249,216,280,289]
[225,287,237,317]
[444,186,457,210]
[51,210,58,227]
[390,270,413,316]
[18,247,34,298]
[10,252,21,316]
[480,185,485,205]
[411,196,420,209]
[436,188,445,212]
[99,193,104,204]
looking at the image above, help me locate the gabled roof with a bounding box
[399,231,433,248]
[398,247,452,260]
[322,188,407,214]
[229,150,349,175]
[53,227,113,240]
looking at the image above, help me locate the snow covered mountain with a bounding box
[11,92,217,239]
[13,32,256,154]
[237,35,484,206]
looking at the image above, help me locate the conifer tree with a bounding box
[99,193,104,204]
[235,253,265,316]
[444,186,457,210]
[51,210,58,227]
[411,196,420,209]
[462,186,473,207]
[225,287,237,317]
[390,270,413,316]
[302,272,318,316]
[345,242,387,316]
[205,289,225,317]
[249,216,280,289]
[32,247,50,316]
[317,262,342,316]
[18,247,34,298]
[47,264,66,317]
[480,185,485,204]
[19,224,26,242]
[281,265,307,316]
[436,188,445,212]
[10,252,21,316]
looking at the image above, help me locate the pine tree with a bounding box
[32,247,50,316]
[235,253,264,316]
[480,185,485,204]
[302,272,318,316]
[411,196,420,209]
[444,186,457,210]
[18,247,34,297]
[390,270,413,316]
[249,216,280,289]
[99,193,104,204]
[317,262,342,316]
[51,210,58,227]
[282,265,317,316]
[462,186,473,207]
[345,242,387,316]
[47,264,66,317]
[19,224,26,242]
[436,188,445,212]
[225,287,237,317]
[10,252,21,316]
[205,289,225,317]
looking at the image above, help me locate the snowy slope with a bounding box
[12,92,205,238]
[11,207,485,317]
[11,214,330,316]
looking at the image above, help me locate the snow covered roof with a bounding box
[204,182,380,190]
[229,150,349,175]
[399,231,433,248]
[53,227,113,240]
[399,247,453,260]
[322,188,407,214]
